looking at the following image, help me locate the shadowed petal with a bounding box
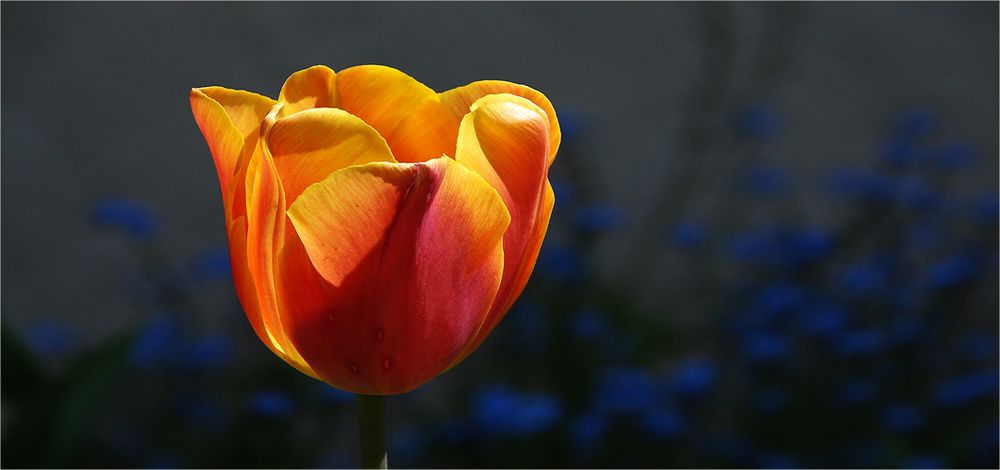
[283,158,509,394]
[227,216,318,378]
[267,107,396,206]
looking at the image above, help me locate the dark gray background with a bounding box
[2,2,997,342]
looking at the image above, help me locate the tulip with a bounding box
[190,65,559,397]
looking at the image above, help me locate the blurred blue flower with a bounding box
[969,194,999,224]
[594,367,656,414]
[895,178,940,210]
[537,244,587,284]
[753,387,788,414]
[878,138,924,167]
[736,104,781,140]
[569,411,608,453]
[837,380,878,406]
[669,357,718,398]
[793,302,848,338]
[835,329,886,358]
[742,164,792,196]
[727,231,777,266]
[390,426,428,463]
[188,246,231,284]
[130,314,183,368]
[27,322,77,358]
[894,108,939,140]
[247,390,293,418]
[571,307,612,342]
[315,383,355,404]
[924,254,980,289]
[436,418,477,445]
[472,386,562,436]
[741,330,792,363]
[574,204,625,234]
[550,179,578,209]
[904,222,944,252]
[752,282,808,315]
[880,403,925,433]
[558,108,590,143]
[640,406,686,439]
[934,370,999,407]
[670,220,708,250]
[931,141,976,170]
[957,333,997,362]
[904,455,945,469]
[825,168,894,203]
[787,227,834,263]
[91,198,159,240]
[887,316,926,346]
[181,334,231,370]
[837,261,889,296]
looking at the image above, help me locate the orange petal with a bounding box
[452,94,553,363]
[266,107,396,206]
[190,87,275,198]
[283,158,509,394]
[278,65,338,115]
[440,80,560,163]
[227,215,318,378]
[240,137,317,377]
[336,65,458,163]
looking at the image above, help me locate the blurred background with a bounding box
[2,2,997,468]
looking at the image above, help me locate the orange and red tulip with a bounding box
[190,65,559,395]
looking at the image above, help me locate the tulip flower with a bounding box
[191,65,559,467]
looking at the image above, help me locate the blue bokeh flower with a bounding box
[880,403,925,433]
[91,199,159,240]
[247,390,294,418]
[574,204,625,235]
[670,220,708,249]
[668,357,718,398]
[736,105,782,140]
[472,386,562,436]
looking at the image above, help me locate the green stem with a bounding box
[356,394,388,469]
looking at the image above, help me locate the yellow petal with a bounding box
[452,94,553,364]
[336,65,458,163]
[440,80,560,163]
[266,107,396,206]
[278,65,338,115]
[190,87,275,198]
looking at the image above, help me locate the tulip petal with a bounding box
[335,65,458,163]
[266,107,396,206]
[284,158,509,394]
[190,87,276,198]
[227,215,318,378]
[440,80,560,163]
[452,94,553,362]
[240,138,319,377]
[278,65,338,115]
